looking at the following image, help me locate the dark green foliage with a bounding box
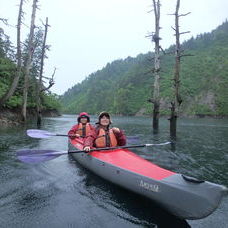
[0,27,61,111]
[60,21,228,116]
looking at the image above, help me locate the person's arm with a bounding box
[68,125,79,139]
[83,128,97,151]
[112,128,126,146]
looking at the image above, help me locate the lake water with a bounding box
[0,115,227,228]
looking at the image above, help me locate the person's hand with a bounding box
[68,134,76,139]
[68,133,80,139]
[112,127,120,133]
[83,146,91,152]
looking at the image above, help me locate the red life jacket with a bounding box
[76,123,92,138]
[95,128,118,148]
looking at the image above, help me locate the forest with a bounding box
[0,0,61,123]
[60,21,228,117]
[0,27,60,111]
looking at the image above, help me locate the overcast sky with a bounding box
[1,0,228,95]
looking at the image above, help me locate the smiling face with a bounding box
[100,115,110,126]
[80,117,88,124]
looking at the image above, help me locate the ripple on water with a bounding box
[0,115,227,227]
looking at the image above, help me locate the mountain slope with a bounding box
[60,21,228,116]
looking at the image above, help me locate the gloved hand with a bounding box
[83,146,91,152]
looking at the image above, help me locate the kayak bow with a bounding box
[69,138,227,220]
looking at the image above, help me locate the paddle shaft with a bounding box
[69,142,170,153]
[56,134,69,137]
[69,145,143,154]
[26,130,140,145]
[17,142,170,163]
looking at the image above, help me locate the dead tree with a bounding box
[0,0,24,107]
[146,0,161,132]
[0,18,9,25]
[151,0,161,132]
[169,0,190,137]
[40,68,56,93]
[36,17,49,126]
[22,0,38,121]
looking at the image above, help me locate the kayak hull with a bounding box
[69,139,227,220]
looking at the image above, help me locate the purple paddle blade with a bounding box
[18,154,61,163]
[127,135,140,144]
[17,149,67,163]
[26,129,56,138]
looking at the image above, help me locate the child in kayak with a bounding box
[83,112,126,151]
[68,112,94,139]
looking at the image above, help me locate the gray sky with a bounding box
[1,0,228,95]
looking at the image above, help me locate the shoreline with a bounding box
[0,107,61,126]
[62,112,228,119]
[1,109,227,126]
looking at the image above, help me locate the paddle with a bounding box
[17,142,171,163]
[26,129,140,143]
[27,129,69,138]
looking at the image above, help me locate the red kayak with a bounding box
[69,138,227,220]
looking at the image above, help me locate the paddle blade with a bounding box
[17,149,66,163]
[27,129,56,138]
[18,154,62,163]
[127,135,140,144]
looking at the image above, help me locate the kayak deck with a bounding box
[92,150,175,180]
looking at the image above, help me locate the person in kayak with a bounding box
[83,111,126,151]
[68,112,94,139]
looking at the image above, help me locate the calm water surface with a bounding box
[0,115,227,228]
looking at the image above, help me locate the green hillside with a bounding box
[60,21,228,116]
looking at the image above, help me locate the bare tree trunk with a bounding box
[22,0,38,122]
[170,0,182,137]
[152,0,161,132]
[0,0,23,107]
[170,102,177,138]
[36,17,49,127]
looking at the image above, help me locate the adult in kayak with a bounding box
[83,112,126,151]
[68,112,94,139]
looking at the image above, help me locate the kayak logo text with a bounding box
[140,180,159,192]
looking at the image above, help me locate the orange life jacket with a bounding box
[95,128,118,148]
[76,123,92,138]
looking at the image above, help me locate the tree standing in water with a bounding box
[147,0,162,133]
[151,0,161,132]
[169,0,190,137]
